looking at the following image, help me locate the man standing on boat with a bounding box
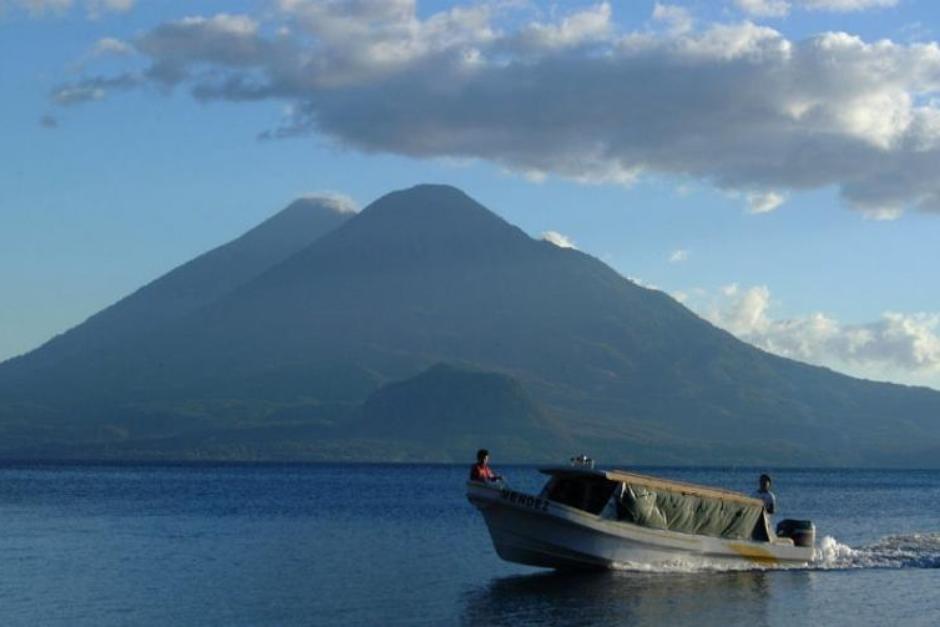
[754,473,776,514]
[470,449,503,483]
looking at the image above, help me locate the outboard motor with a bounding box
[776,519,816,547]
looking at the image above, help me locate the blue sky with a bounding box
[2,0,940,388]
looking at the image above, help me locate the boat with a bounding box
[467,457,815,570]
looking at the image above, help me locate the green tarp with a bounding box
[616,482,764,541]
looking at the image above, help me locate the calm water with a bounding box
[0,463,938,626]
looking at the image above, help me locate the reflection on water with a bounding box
[462,569,813,626]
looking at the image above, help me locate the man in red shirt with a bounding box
[470,448,503,483]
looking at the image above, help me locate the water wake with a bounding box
[609,533,940,573]
[812,533,940,570]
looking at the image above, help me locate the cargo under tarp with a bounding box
[540,467,768,541]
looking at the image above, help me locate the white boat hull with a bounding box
[468,482,813,570]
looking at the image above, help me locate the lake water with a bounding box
[0,463,938,626]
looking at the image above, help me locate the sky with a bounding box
[2,0,940,390]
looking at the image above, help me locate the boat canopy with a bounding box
[540,467,767,541]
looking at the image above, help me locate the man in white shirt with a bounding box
[754,473,776,515]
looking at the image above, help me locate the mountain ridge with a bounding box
[1,184,938,465]
[0,196,354,390]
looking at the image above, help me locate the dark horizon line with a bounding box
[0,458,936,472]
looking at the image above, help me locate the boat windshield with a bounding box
[543,476,617,515]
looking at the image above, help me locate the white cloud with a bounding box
[734,0,790,18]
[2,0,70,14]
[300,191,359,214]
[93,37,132,56]
[52,73,140,105]
[652,3,693,36]
[85,0,133,16]
[515,3,612,50]
[541,230,577,249]
[274,0,496,85]
[669,248,689,263]
[50,2,940,217]
[53,84,105,104]
[735,0,897,17]
[697,284,940,385]
[861,206,903,221]
[799,0,897,12]
[746,191,786,214]
[627,275,661,291]
[1,0,134,17]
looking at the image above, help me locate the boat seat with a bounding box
[773,537,794,546]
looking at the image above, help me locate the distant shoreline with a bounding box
[0,458,937,472]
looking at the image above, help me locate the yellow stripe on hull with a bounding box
[728,543,780,565]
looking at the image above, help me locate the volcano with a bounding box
[1,185,938,465]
